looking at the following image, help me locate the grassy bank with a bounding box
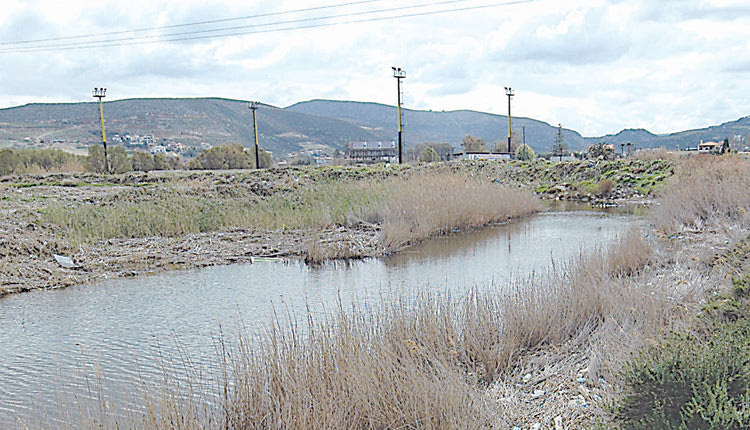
[39,169,540,254]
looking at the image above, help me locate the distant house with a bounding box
[698,141,723,153]
[150,145,167,154]
[347,141,397,162]
[454,152,512,161]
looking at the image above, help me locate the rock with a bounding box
[522,373,533,383]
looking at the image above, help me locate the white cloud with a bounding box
[2,0,750,136]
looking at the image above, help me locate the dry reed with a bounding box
[377,172,540,250]
[652,155,750,234]
[219,228,704,429]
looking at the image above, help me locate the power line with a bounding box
[0,0,533,54]
[2,0,479,52]
[0,0,385,46]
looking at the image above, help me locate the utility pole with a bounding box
[392,67,406,164]
[249,101,260,169]
[505,86,514,154]
[92,87,110,173]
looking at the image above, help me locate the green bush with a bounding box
[187,143,256,170]
[619,276,750,429]
[515,143,536,161]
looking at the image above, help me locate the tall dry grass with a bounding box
[41,170,540,252]
[216,228,709,429]
[652,155,750,234]
[377,172,540,250]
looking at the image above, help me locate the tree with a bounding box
[462,135,487,152]
[258,149,273,168]
[407,142,454,161]
[87,145,108,173]
[188,144,254,170]
[418,147,440,163]
[552,124,567,161]
[131,151,155,172]
[493,129,523,153]
[153,153,170,170]
[588,143,615,160]
[515,144,536,161]
[0,148,22,175]
[109,146,132,174]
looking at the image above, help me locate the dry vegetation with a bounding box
[141,155,747,429]
[652,155,750,233]
[11,156,750,429]
[0,166,540,296]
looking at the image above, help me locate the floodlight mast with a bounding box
[505,86,514,154]
[392,67,406,164]
[92,87,110,173]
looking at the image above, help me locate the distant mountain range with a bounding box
[1,97,748,157]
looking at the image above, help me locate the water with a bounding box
[0,210,638,427]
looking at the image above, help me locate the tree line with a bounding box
[0,143,273,175]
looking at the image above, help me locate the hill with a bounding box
[1,97,748,157]
[286,100,587,153]
[0,98,393,157]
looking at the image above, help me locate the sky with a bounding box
[2,0,750,137]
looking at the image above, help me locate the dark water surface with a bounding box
[0,210,639,427]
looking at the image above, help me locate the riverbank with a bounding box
[204,156,750,429]
[1,163,541,297]
[0,159,672,298]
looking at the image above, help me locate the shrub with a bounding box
[515,144,536,161]
[187,143,254,170]
[618,276,750,429]
[593,178,616,196]
[418,146,440,162]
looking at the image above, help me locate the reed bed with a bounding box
[377,172,540,250]
[214,228,713,429]
[652,155,750,233]
[40,170,540,252]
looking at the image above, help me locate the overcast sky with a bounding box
[2,0,750,136]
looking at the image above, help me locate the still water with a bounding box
[0,210,639,426]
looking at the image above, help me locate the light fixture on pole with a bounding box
[92,87,110,173]
[505,86,514,154]
[249,101,260,169]
[392,66,406,164]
